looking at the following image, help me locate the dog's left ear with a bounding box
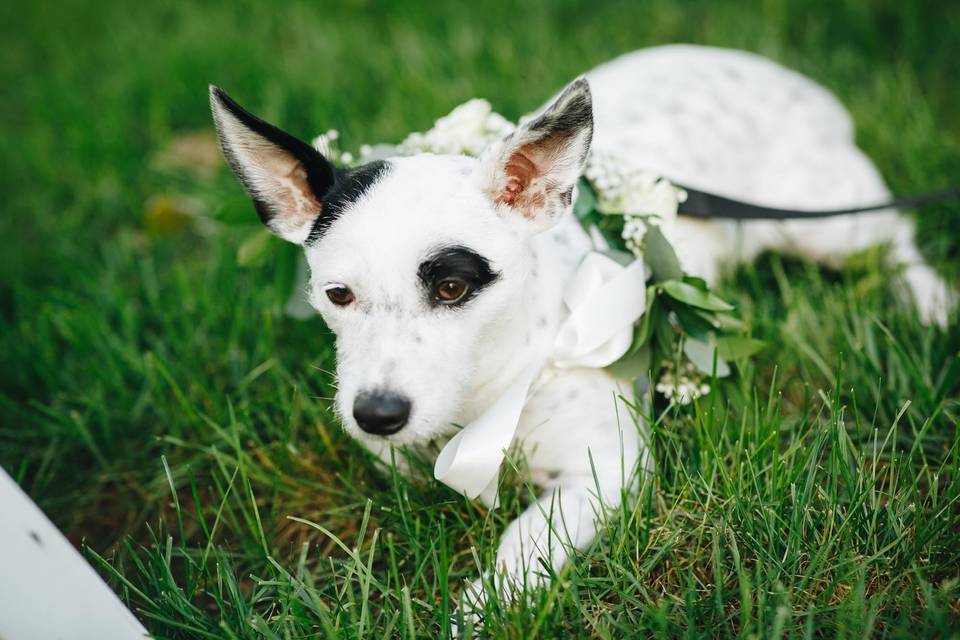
[478,77,593,231]
[209,86,336,244]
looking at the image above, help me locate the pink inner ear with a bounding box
[497,152,537,206]
[494,132,570,216]
[252,145,322,226]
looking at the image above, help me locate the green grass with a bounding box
[2,0,959,637]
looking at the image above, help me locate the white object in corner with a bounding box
[0,467,150,639]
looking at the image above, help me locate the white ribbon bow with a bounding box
[433,252,648,507]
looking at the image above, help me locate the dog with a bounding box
[209,44,952,620]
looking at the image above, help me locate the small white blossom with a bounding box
[655,361,712,405]
[398,98,515,157]
[315,99,516,164]
[622,215,648,257]
[585,151,682,223]
[311,130,364,165]
[312,129,355,164]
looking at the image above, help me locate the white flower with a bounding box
[398,98,515,157]
[586,151,682,223]
[622,215,648,257]
[629,179,679,223]
[655,361,711,405]
[314,99,517,164]
[310,131,371,166]
[311,129,352,164]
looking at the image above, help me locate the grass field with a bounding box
[2,0,960,637]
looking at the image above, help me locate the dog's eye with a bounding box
[325,285,355,306]
[435,278,468,304]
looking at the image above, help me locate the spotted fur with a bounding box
[210,45,954,629]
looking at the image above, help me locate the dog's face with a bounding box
[210,81,592,446]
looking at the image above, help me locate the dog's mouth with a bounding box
[347,412,458,449]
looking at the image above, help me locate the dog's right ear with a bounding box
[209,86,336,244]
[477,77,593,233]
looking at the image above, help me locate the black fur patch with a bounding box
[210,86,336,227]
[304,161,391,244]
[417,245,500,308]
[527,79,593,140]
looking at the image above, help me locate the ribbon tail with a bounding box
[434,364,540,507]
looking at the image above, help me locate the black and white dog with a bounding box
[210,44,952,614]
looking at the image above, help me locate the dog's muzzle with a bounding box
[353,390,411,435]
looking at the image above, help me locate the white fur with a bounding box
[583,45,953,323]
[213,44,954,629]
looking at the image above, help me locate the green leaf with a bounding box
[672,304,715,341]
[654,306,676,361]
[595,213,627,246]
[237,229,273,267]
[573,178,598,221]
[662,280,734,311]
[606,344,651,380]
[682,275,709,291]
[630,288,659,352]
[715,336,766,360]
[642,225,683,282]
[683,338,730,377]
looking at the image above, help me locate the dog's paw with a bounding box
[903,263,955,327]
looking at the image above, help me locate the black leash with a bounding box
[676,184,960,220]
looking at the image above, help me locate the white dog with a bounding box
[210,44,952,620]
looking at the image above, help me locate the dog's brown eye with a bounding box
[435,279,468,303]
[325,286,355,306]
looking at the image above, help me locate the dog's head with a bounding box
[210,81,592,446]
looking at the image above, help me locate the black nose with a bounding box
[353,390,411,435]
